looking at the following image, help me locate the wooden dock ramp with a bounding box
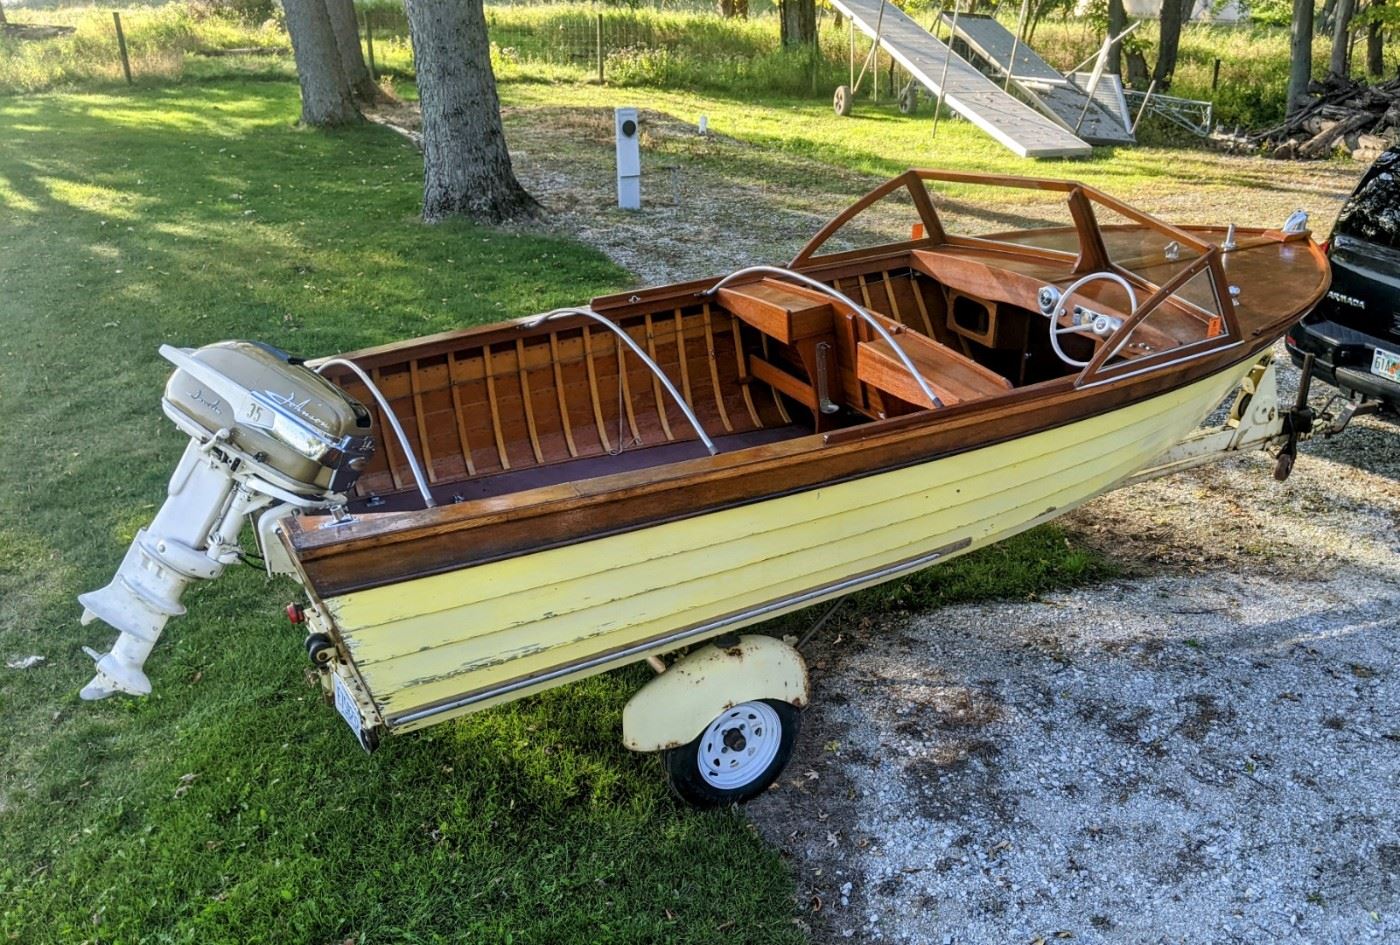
[939,13,1135,146]
[829,0,1091,159]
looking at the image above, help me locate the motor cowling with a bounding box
[161,341,375,494]
[78,342,375,700]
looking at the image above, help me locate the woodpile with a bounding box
[1210,75,1400,162]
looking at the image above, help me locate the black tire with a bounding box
[305,632,335,666]
[663,699,800,809]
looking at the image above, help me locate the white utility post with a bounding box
[615,107,641,210]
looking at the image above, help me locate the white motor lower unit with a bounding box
[78,341,376,700]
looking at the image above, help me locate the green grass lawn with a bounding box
[0,80,1113,943]
[497,79,1275,199]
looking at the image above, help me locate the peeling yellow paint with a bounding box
[323,365,1250,732]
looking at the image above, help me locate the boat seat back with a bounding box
[856,330,1013,409]
[714,278,838,343]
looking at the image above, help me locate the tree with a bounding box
[324,0,379,102]
[717,0,749,18]
[282,0,361,126]
[404,0,538,223]
[1107,0,1127,75]
[1319,0,1338,34]
[1289,0,1316,118]
[779,0,816,47]
[1330,0,1357,77]
[1153,0,1189,90]
[0,0,7,26]
[1367,0,1387,77]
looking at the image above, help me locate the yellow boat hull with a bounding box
[325,361,1252,733]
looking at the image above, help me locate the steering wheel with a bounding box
[1037,271,1139,369]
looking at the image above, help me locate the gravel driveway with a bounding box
[747,388,1399,945]
[495,106,1398,944]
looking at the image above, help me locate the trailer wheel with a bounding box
[663,699,799,808]
[833,85,853,117]
[899,85,917,115]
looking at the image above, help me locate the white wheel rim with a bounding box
[696,701,783,790]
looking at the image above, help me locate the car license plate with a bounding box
[1373,346,1400,383]
[331,671,363,742]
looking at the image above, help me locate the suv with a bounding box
[1286,148,1400,414]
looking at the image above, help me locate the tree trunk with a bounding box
[1318,0,1337,35]
[717,0,749,18]
[779,0,816,47]
[1153,0,1188,90]
[1367,0,1386,77]
[1330,0,1356,77]
[1289,0,1315,118]
[1126,47,1150,88]
[323,0,379,102]
[1107,0,1127,75]
[404,0,538,224]
[282,0,361,126]
[0,1,8,27]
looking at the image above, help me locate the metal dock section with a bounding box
[939,13,1134,146]
[830,0,1091,159]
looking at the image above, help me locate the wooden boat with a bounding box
[78,170,1329,806]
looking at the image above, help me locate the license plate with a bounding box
[1372,346,1400,383]
[331,671,363,743]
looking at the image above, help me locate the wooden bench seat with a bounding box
[857,331,1013,409]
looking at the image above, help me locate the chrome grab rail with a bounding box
[314,358,437,509]
[704,265,944,409]
[521,307,718,456]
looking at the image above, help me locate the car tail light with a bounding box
[1320,239,1331,255]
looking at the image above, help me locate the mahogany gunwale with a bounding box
[285,211,1328,597]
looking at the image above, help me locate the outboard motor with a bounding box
[78,342,374,700]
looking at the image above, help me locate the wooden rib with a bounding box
[758,334,792,424]
[910,277,936,338]
[481,345,511,470]
[548,333,579,458]
[407,360,438,484]
[701,304,734,433]
[446,352,476,477]
[616,331,642,444]
[729,319,764,428]
[642,314,675,441]
[581,327,612,453]
[881,271,920,334]
[855,273,877,312]
[370,367,405,491]
[672,308,695,413]
[515,338,545,464]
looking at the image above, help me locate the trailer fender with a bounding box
[621,634,809,752]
